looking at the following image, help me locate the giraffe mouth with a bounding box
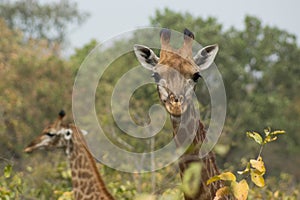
[165,101,188,116]
[24,147,34,153]
[24,144,48,153]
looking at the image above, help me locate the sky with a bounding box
[67,0,300,52]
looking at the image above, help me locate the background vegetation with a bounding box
[0,1,299,199]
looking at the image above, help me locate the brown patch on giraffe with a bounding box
[81,181,87,193]
[158,51,198,79]
[86,184,94,195]
[75,192,83,199]
[79,170,92,179]
[73,179,79,188]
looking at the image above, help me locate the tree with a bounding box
[0,17,75,199]
[0,0,89,44]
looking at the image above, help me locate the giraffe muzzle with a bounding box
[165,95,189,116]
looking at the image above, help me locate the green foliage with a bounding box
[0,18,73,159]
[248,173,300,200]
[246,132,263,145]
[208,128,286,199]
[150,8,222,44]
[0,0,89,43]
[0,164,23,199]
[182,163,202,198]
[24,157,73,199]
[70,39,98,68]
[3,164,12,178]
[108,179,136,200]
[246,128,285,145]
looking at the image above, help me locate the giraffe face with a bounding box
[134,29,218,116]
[24,111,73,153]
[152,62,197,116]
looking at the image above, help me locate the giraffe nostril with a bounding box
[174,96,184,103]
[179,95,184,103]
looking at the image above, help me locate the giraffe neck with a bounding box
[67,124,115,200]
[170,104,198,148]
[170,106,225,200]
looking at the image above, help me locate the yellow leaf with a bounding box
[207,175,221,185]
[246,131,263,145]
[250,169,265,187]
[273,190,280,198]
[134,194,156,200]
[237,162,251,175]
[264,129,285,143]
[207,172,236,185]
[264,135,278,144]
[271,130,285,136]
[214,186,230,200]
[264,127,271,136]
[231,179,249,200]
[250,156,266,174]
[219,172,236,181]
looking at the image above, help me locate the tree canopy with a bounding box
[0,0,89,44]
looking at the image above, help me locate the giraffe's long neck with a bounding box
[170,106,225,200]
[67,124,115,200]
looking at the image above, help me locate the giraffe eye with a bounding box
[64,129,73,140]
[46,132,55,137]
[192,72,202,82]
[66,131,71,136]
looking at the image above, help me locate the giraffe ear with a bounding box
[134,44,159,70]
[80,129,88,135]
[54,110,66,129]
[194,44,219,71]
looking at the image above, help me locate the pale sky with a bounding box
[67,0,300,52]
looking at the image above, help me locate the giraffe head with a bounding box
[24,110,75,154]
[134,28,218,116]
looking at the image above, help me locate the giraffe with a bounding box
[134,28,228,200]
[24,110,115,200]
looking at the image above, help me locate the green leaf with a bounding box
[246,131,263,145]
[182,163,202,198]
[4,164,12,178]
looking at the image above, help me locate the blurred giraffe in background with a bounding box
[24,110,115,200]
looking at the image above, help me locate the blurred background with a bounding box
[0,0,299,199]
